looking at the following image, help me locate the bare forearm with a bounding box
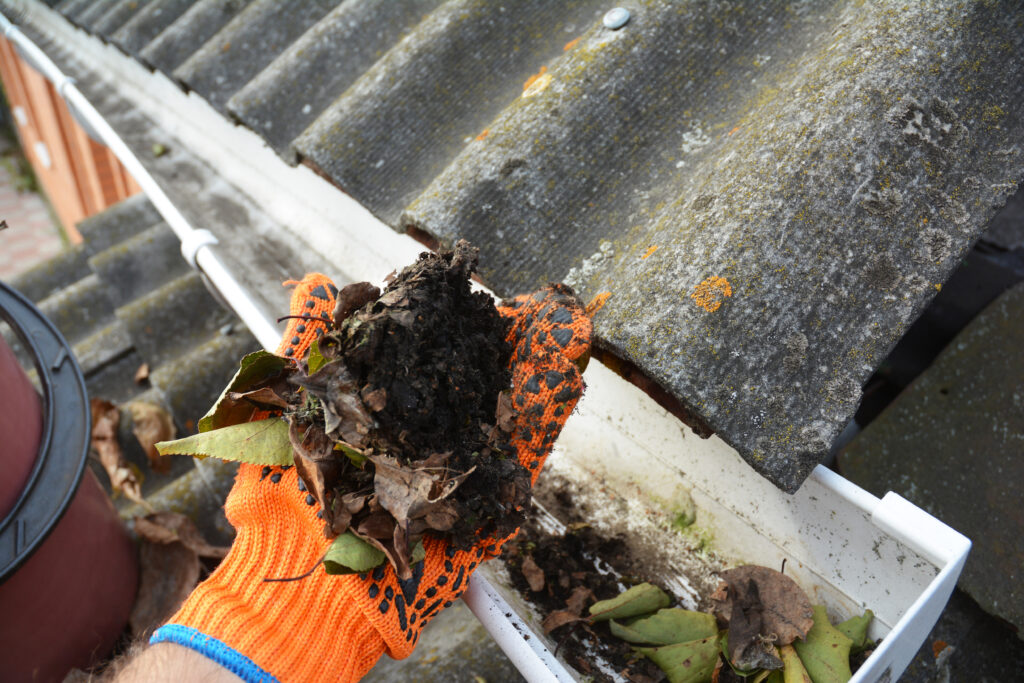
[112,643,242,683]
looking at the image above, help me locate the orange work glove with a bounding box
[150,273,592,682]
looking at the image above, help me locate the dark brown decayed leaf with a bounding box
[228,387,291,411]
[288,419,337,530]
[332,282,381,328]
[722,578,783,671]
[90,398,146,507]
[128,401,176,474]
[134,511,229,558]
[710,565,814,647]
[291,361,373,447]
[521,554,545,592]
[543,610,585,633]
[129,539,200,639]
[565,585,594,616]
[542,585,593,633]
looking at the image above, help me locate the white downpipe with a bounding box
[0,15,281,351]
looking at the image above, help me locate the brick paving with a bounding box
[0,161,65,280]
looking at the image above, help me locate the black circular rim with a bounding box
[0,281,90,582]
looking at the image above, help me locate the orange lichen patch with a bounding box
[522,66,552,97]
[221,41,231,53]
[728,126,741,136]
[932,640,949,659]
[641,245,659,260]
[934,283,942,291]
[564,37,581,51]
[475,128,490,141]
[691,276,733,312]
[586,291,612,317]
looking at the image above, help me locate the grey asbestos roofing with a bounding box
[41,0,1024,491]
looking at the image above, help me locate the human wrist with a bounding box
[113,642,244,683]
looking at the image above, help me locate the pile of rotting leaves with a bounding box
[157,241,533,579]
[507,520,876,683]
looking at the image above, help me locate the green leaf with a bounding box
[780,644,813,683]
[610,608,718,645]
[155,418,294,465]
[412,539,426,565]
[323,531,387,574]
[836,610,873,653]
[792,605,853,683]
[589,583,671,622]
[308,339,326,374]
[199,351,290,432]
[635,635,719,683]
[335,441,368,468]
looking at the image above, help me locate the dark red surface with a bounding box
[0,336,138,681]
[0,334,42,520]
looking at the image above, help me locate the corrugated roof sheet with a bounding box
[45,0,1024,491]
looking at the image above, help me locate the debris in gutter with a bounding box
[156,242,537,580]
[506,514,874,682]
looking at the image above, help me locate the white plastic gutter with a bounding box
[0,14,280,351]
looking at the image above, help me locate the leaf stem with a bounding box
[262,550,328,582]
[276,314,328,324]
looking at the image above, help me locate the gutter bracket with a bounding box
[180,229,219,270]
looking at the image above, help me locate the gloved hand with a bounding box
[150,273,592,682]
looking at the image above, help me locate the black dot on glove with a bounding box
[551,327,574,348]
[550,307,574,324]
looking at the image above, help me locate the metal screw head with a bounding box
[603,7,630,29]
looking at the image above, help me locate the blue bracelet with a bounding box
[150,624,280,683]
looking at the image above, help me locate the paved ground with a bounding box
[0,160,65,280]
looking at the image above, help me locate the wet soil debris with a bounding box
[277,241,530,574]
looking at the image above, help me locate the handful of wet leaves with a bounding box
[548,567,873,683]
[157,242,531,579]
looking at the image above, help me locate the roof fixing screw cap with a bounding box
[603,7,630,29]
[180,229,219,270]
